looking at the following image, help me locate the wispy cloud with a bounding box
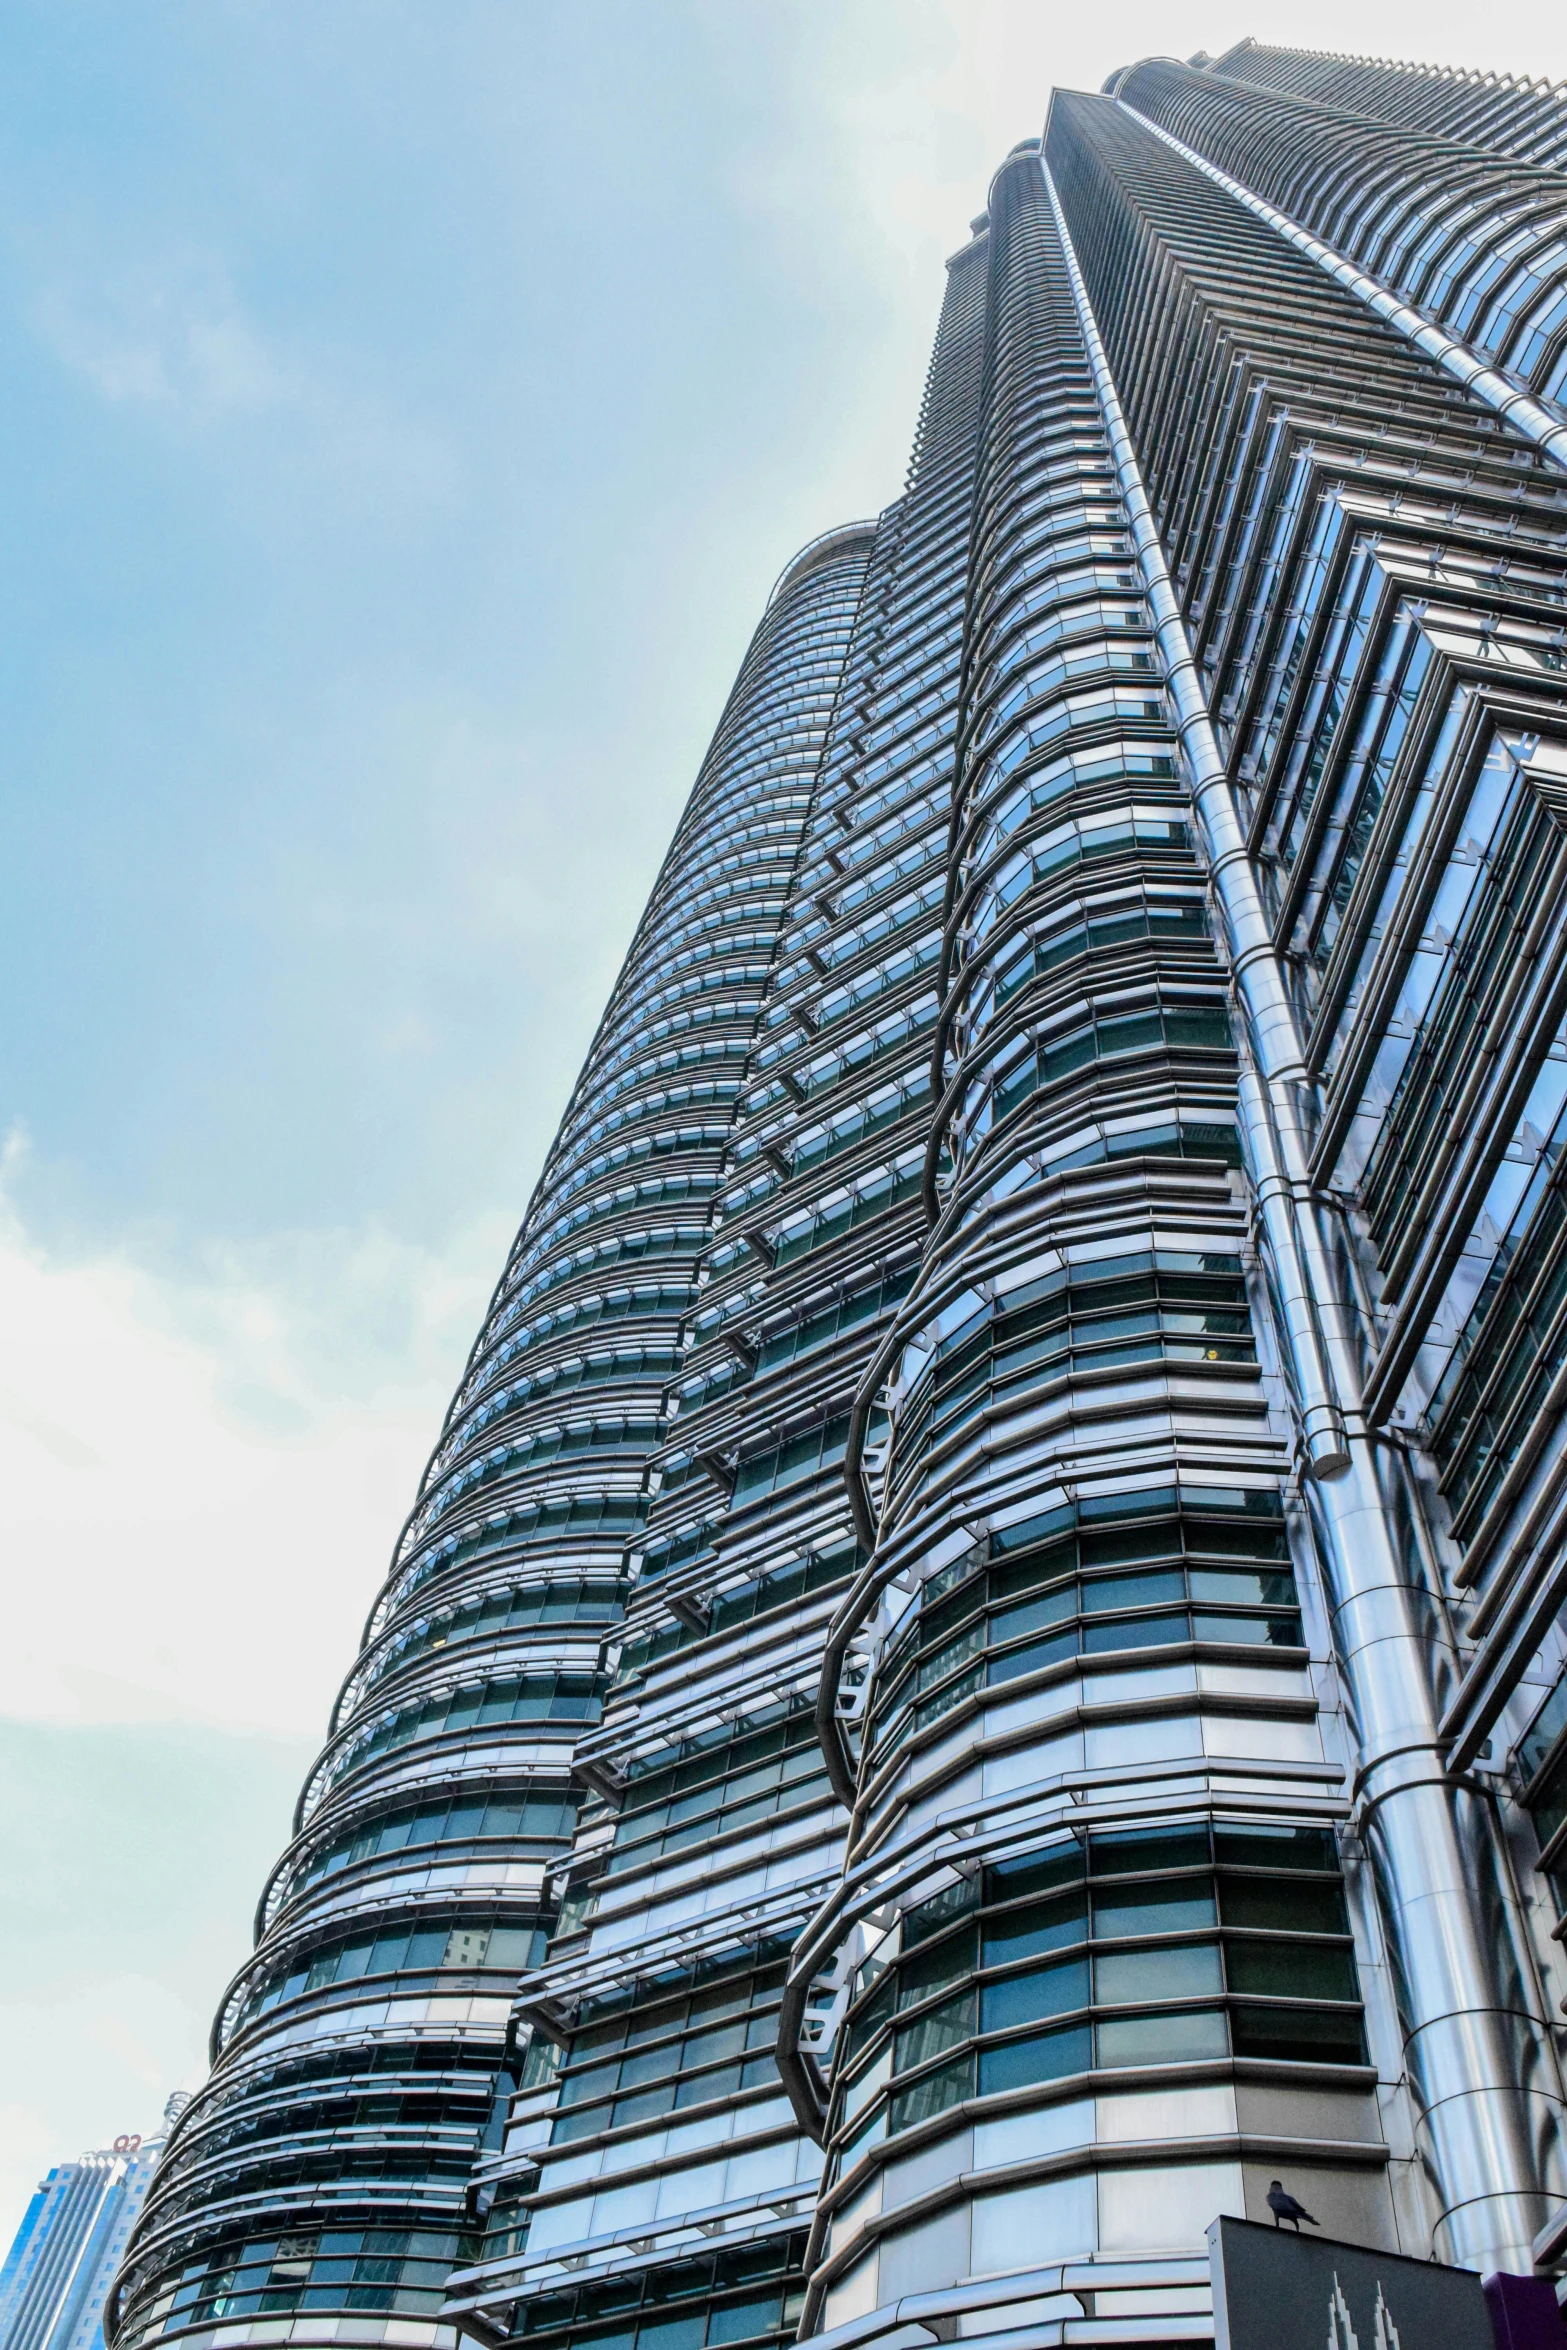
[22,229,460,523]
[0,1139,500,1738]
[33,250,286,416]
[0,1717,313,2243]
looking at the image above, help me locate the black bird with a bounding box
[1267,2179,1319,2231]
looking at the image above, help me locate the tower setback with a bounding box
[109,44,1567,2350]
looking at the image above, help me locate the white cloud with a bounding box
[822,0,1567,282]
[34,252,285,415]
[24,233,459,520]
[0,1979,209,2231]
[0,1154,506,2232]
[0,1144,500,1739]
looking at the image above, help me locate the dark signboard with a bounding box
[1208,2214,1493,2349]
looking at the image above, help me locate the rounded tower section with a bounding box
[107,528,876,2350]
[789,149,1385,2339]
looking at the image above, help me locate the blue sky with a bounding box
[3,0,1564,2241]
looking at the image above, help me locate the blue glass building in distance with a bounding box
[4,2109,183,2350]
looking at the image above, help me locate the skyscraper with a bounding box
[4,2111,183,2350]
[110,40,1567,2350]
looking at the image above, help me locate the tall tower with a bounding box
[111,44,1567,2350]
[3,2117,180,2350]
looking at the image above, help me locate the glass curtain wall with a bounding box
[784,145,1372,2343]
[1114,56,1567,409]
[1199,41,1567,170]
[107,41,1567,2350]
[441,233,993,2350]
[107,531,873,2350]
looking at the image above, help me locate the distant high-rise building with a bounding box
[110,40,1567,2350]
[4,2109,182,2350]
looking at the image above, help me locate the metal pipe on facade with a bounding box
[1117,104,1567,482]
[1040,158,1346,1481]
[1044,146,1566,2273]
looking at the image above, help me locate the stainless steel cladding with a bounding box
[112,43,1567,2350]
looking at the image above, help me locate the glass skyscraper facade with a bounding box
[4,2115,182,2350]
[110,40,1567,2349]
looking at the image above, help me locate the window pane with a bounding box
[1220,1879,1348,1934]
[613,2085,677,2128]
[1094,1881,1217,1938]
[1188,1568,1296,1606]
[983,1890,1088,1965]
[637,2321,706,2350]
[1091,1825,1211,1873]
[680,2024,747,2070]
[990,1588,1076,1643]
[897,1928,976,2008]
[1193,1611,1302,1646]
[981,1957,1089,2032]
[1095,1943,1222,2004]
[985,1844,1084,1903]
[1082,1611,1187,1654]
[988,1630,1078,1682]
[1226,1940,1358,2000]
[894,1992,975,2074]
[1231,2004,1365,2064]
[618,2045,679,2090]
[1080,1571,1185,1613]
[674,2063,742,2109]
[977,2022,1091,2095]
[1213,1824,1337,1872]
[1096,2008,1227,2065]
[887,2052,973,2133]
[708,2295,784,2345]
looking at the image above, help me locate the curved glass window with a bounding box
[155,2072,495,2183]
[976,593,1146,696]
[969,639,1158,760]
[325,1673,604,1795]
[364,1581,626,1691]
[128,2227,464,2342]
[780,1069,931,1181]
[979,558,1140,655]
[467,1284,694,1396]
[965,688,1168,805]
[964,894,1208,1039]
[963,741,1178,876]
[511,1181,716,1293]
[497,2231,808,2350]
[392,1491,645,1613]
[870,1488,1295,1760]
[497,1225,708,1322]
[755,1267,918,1377]
[606,1704,831,1877]
[549,1954,789,2144]
[612,1542,860,1683]
[293,1788,580,1896]
[830,1820,1362,2168]
[237,1916,550,2030]
[412,1417,657,1542]
[776,990,938,1090]
[959,997,1232,1155]
[768,1154,924,1269]
[968,810,1191,950]
[445,1347,678,1461]
[730,1412,859,1506]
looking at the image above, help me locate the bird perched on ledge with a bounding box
[1267,2179,1320,2231]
